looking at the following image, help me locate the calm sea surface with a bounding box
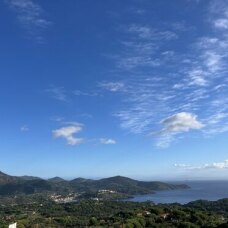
[126,181,228,204]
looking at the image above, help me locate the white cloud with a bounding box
[128,25,178,41]
[63,121,83,126]
[156,134,175,148]
[20,125,29,132]
[160,112,204,133]
[113,24,178,71]
[50,116,64,122]
[206,113,228,125]
[214,18,228,29]
[174,163,191,168]
[155,112,204,148]
[6,0,51,40]
[210,2,228,30]
[99,138,116,145]
[73,90,98,96]
[188,69,207,86]
[52,123,83,146]
[204,51,222,72]
[207,160,228,169]
[99,82,125,92]
[46,86,67,102]
[175,160,228,170]
[128,25,152,39]
[117,56,161,70]
[101,2,228,148]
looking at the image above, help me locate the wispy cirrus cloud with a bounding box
[46,86,68,102]
[99,81,125,92]
[5,0,51,41]
[73,90,98,97]
[46,86,101,102]
[127,24,178,41]
[113,24,178,71]
[99,0,228,147]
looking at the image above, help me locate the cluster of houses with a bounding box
[98,189,116,194]
[50,193,79,203]
[49,189,118,203]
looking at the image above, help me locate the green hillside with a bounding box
[0,171,189,197]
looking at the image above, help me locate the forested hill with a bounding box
[70,176,189,194]
[0,171,18,184]
[0,171,189,196]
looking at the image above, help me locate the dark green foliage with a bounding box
[0,180,52,195]
[0,199,227,227]
[186,199,228,213]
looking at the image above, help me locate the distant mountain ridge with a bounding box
[0,171,189,196]
[70,175,189,195]
[48,177,66,183]
[19,175,42,181]
[0,171,18,184]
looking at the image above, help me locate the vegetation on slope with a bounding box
[0,171,189,197]
[0,199,227,227]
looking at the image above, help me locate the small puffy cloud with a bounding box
[20,125,29,132]
[99,138,116,145]
[52,123,83,146]
[160,112,204,134]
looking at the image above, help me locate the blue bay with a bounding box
[126,181,228,204]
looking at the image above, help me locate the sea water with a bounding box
[127,181,228,204]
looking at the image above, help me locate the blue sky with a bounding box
[1,0,228,180]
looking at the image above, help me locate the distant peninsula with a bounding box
[0,171,189,201]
